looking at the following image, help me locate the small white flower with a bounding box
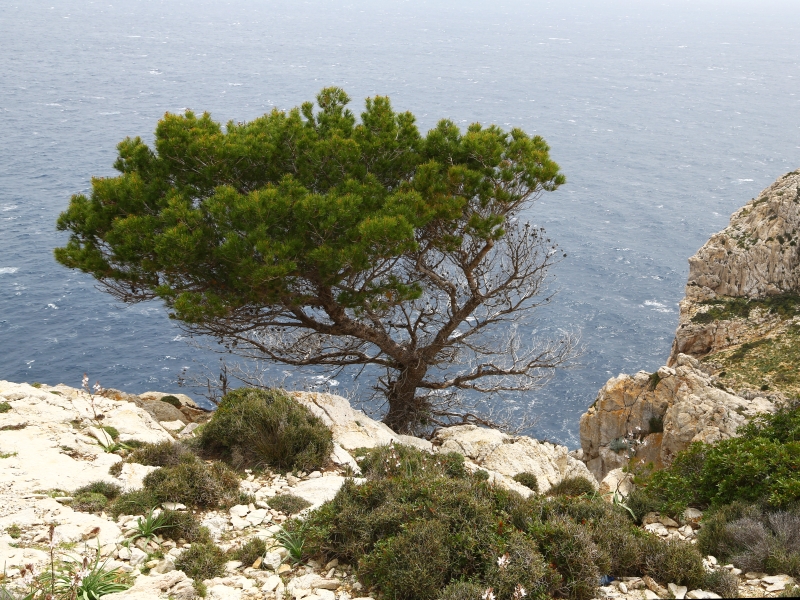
[482,588,496,600]
[513,584,527,599]
[497,553,510,569]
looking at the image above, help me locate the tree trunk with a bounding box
[383,364,429,434]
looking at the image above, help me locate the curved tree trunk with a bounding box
[383,363,429,434]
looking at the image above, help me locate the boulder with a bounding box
[434,424,597,493]
[579,354,775,480]
[104,570,196,600]
[291,391,432,452]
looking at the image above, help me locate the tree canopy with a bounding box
[55,87,570,434]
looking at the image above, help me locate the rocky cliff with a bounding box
[581,169,800,481]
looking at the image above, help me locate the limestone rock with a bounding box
[105,570,196,600]
[290,391,432,452]
[433,424,597,493]
[579,355,775,480]
[598,468,633,500]
[670,169,800,362]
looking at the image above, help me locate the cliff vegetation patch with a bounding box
[691,293,800,325]
[705,323,800,397]
[301,444,712,600]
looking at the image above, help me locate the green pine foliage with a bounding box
[54,88,567,434]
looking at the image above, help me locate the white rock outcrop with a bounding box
[670,169,800,362]
[579,354,774,480]
[434,424,597,494]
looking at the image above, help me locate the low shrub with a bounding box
[160,510,211,544]
[437,581,487,600]
[233,537,268,567]
[108,488,160,519]
[528,516,605,600]
[268,494,312,515]
[160,395,182,408]
[698,502,800,577]
[125,441,195,467]
[73,481,122,500]
[175,542,227,581]
[199,388,333,472]
[142,459,241,509]
[546,476,596,498]
[0,402,11,413]
[72,492,110,513]
[358,519,452,600]
[484,531,559,600]
[102,425,120,440]
[637,537,706,589]
[703,569,740,598]
[512,472,539,493]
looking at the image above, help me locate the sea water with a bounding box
[1,0,799,446]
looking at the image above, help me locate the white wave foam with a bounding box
[2,205,18,211]
[47,303,59,309]
[0,267,19,274]
[643,300,673,313]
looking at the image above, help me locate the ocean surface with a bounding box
[1,0,799,447]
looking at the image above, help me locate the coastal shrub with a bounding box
[72,492,110,513]
[160,395,182,408]
[437,581,486,600]
[268,493,312,515]
[637,537,706,589]
[698,502,800,577]
[160,509,211,544]
[125,441,195,467]
[233,537,268,567]
[108,488,160,518]
[484,531,557,600]
[175,542,227,581]
[0,402,10,413]
[512,472,539,493]
[546,476,596,498]
[528,516,604,600]
[358,519,452,600]
[703,569,740,598]
[629,400,800,518]
[73,480,121,500]
[142,459,241,509]
[199,388,332,472]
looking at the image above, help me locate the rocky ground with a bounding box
[1,379,796,599]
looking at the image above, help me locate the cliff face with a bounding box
[581,168,800,480]
[670,169,800,362]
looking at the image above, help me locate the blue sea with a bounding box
[1,0,799,447]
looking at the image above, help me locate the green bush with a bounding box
[233,537,268,567]
[358,520,452,600]
[160,510,211,544]
[108,488,160,518]
[160,395,182,408]
[528,516,605,600]
[199,388,333,472]
[72,492,109,513]
[637,537,706,589]
[546,476,596,498]
[0,402,11,413]
[268,494,312,515]
[125,441,196,467]
[437,581,486,600]
[629,400,800,518]
[512,473,539,493]
[142,459,241,509]
[484,531,557,600]
[175,542,227,581]
[73,481,122,500]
